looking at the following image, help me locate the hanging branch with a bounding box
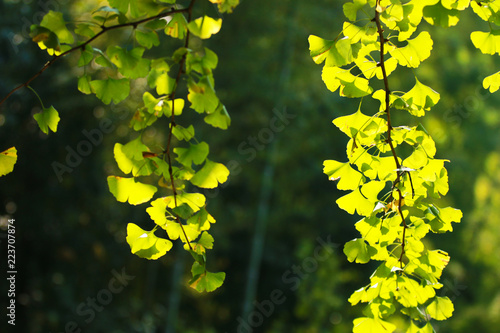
[374,1,407,266]
[164,0,197,251]
[0,7,189,108]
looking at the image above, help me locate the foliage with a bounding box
[309,0,500,331]
[2,0,240,293]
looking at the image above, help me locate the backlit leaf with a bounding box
[0,147,17,177]
[187,16,222,39]
[33,105,60,134]
[353,317,396,333]
[426,296,454,320]
[190,160,230,189]
[90,78,130,104]
[107,176,157,205]
[389,31,433,68]
[471,30,500,55]
[344,238,377,264]
[323,160,364,190]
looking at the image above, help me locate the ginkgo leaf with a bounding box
[188,77,219,114]
[353,317,396,333]
[389,31,433,68]
[40,11,74,44]
[174,142,209,167]
[423,3,461,27]
[172,124,195,141]
[90,78,130,104]
[308,35,360,67]
[164,13,188,39]
[209,0,240,13]
[107,176,157,205]
[33,105,60,134]
[336,181,386,216]
[483,71,500,92]
[471,30,500,55]
[167,192,206,212]
[146,197,172,228]
[343,0,368,21]
[0,147,17,177]
[204,104,231,129]
[400,78,440,116]
[78,75,92,94]
[187,16,222,39]
[114,138,154,176]
[406,321,434,333]
[344,238,377,264]
[322,66,373,97]
[441,0,469,10]
[426,205,462,232]
[394,275,435,307]
[126,223,172,260]
[135,29,160,49]
[333,109,386,139]
[190,160,229,189]
[189,261,225,292]
[323,160,364,190]
[426,296,454,320]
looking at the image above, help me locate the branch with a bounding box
[164,0,197,251]
[0,7,189,108]
[374,1,407,267]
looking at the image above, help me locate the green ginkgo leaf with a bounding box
[389,31,433,68]
[189,261,225,292]
[114,137,154,176]
[353,317,396,333]
[90,78,130,104]
[426,296,454,320]
[401,78,440,116]
[107,176,157,205]
[165,13,188,39]
[344,238,377,264]
[423,3,460,27]
[40,11,74,44]
[174,142,209,167]
[322,66,373,97]
[336,181,386,216]
[483,71,500,92]
[33,105,60,134]
[0,147,17,177]
[187,16,222,39]
[406,321,434,333]
[204,104,231,129]
[126,223,172,260]
[308,35,360,67]
[471,30,500,55]
[323,160,364,190]
[190,160,229,189]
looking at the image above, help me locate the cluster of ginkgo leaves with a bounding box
[309,0,500,331]
[17,0,239,292]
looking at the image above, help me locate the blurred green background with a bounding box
[1,0,500,332]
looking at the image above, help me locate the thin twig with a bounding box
[0,7,189,108]
[374,1,407,267]
[165,0,197,251]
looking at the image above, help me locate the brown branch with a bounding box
[0,7,189,108]
[164,0,197,251]
[374,1,407,267]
